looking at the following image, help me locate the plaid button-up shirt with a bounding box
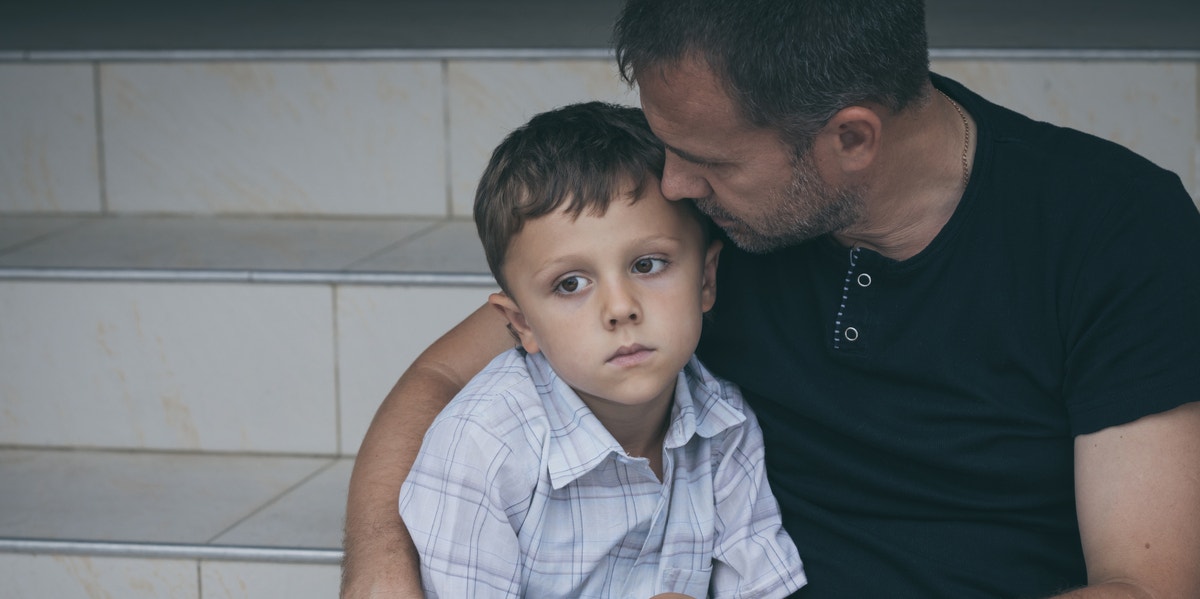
[400,349,805,598]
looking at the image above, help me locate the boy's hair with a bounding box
[474,102,666,294]
[614,0,930,153]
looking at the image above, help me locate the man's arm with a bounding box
[341,303,514,599]
[1050,401,1200,599]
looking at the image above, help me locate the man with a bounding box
[343,1,1200,597]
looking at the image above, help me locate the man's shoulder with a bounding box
[938,73,1191,237]
[942,73,1175,186]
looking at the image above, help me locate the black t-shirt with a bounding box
[696,73,1200,598]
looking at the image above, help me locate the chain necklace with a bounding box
[938,89,971,187]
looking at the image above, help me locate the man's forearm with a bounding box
[342,366,463,599]
[341,507,420,599]
[341,303,515,599]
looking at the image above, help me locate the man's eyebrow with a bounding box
[665,144,719,165]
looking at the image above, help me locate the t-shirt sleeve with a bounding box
[1060,168,1200,435]
[708,398,808,599]
[399,414,524,598]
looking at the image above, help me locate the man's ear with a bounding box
[816,105,881,176]
[487,292,540,354]
[700,239,722,313]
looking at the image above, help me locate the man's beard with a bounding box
[695,153,862,253]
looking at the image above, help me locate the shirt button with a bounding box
[843,326,860,341]
[857,273,872,287]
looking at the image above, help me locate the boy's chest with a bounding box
[518,451,715,599]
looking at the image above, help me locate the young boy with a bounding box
[399,102,805,599]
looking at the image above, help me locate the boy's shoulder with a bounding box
[673,357,757,443]
[437,348,550,430]
[684,359,747,410]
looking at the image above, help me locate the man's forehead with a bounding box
[639,78,767,168]
[639,59,725,105]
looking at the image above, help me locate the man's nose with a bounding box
[661,153,713,201]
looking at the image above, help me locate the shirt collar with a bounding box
[528,353,746,490]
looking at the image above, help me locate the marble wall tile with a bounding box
[335,284,497,454]
[101,61,445,216]
[447,59,639,216]
[933,60,1199,201]
[0,64,101,213]
[201,562,339,599]
[0,281,337,453]
[0,554,197,599]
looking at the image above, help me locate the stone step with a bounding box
[0,214,497,456]
[0,447,346,598]
[2,4,1198,597]
[0,216,446,597]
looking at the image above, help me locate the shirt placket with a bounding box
[618,450,676,599]
[832,246,875,354]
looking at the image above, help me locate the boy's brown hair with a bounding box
[473,102,667,294]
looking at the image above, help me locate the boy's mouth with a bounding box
[607,344,654,366]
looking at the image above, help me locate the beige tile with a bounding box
[0,553,197,599]
[201,562,339,599]
[447,59,639,216]
[101,61,446,216]
[0,449,329,544]
[0,281,337,453]
[335,285,497,454]
[0,64,101,213]
[933,60,1198,200]
[213,458,352,549]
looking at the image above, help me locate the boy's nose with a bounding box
[603,284,641,329]
[661,152,714,202]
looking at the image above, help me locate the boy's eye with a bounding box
[554,275,587,295]
[632,258,667,275]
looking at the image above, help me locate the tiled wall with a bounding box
[0,59,637,216]
[3,58,1195,216]
[101,62,447,216]
[0,64,101,212]
[0,281,493,455]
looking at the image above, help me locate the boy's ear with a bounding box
[701,239,722,313]
[487,292,540,354]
